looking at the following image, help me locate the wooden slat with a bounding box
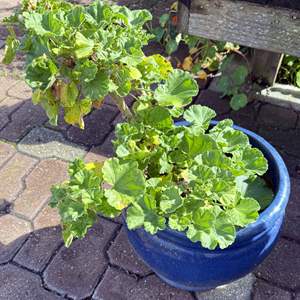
[187,0,300,57]
[177,0,191,33]
[251,50,283,85]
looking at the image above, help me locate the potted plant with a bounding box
[2,0,290,292]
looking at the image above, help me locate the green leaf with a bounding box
[82,70,109,100]
[296,71,300,87]
[239,148,268,176]
[138,54,173,82]
[242,177,274,210]
[129,66,142,80]
[67,6,85,27]
[159,13,169,27]
[74,32,94,59]
[23,12,46,35]
[183,105,216,129]
[180,132,217,158]
[25,55,58,90]
[113,67,132,97]
[168,212,191,231]
[227,198,260,227]
[85,0,105,25]
[74,60,98,83]
[141,106,173,129]
[201,150,229,169]
[32,89,42,105]
[63,229,74,248]
[232,66,248,85]
[217,76,230,94]
[230,93,248,111]
[103,158,146,197]
[41,12,65,36]
[118,7,152,26]
[144,211,166,234]
[104,189,133,210]
[166,39,179,55]
[221,129,250,153]
[154,70,199,108]
[2,30,20,64]
[151,27,164,42]
[160,186,183,213]
[187,207,236,250]
[126,204,145,230]
[98,199,122,218]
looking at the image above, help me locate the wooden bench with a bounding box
[178,0,300,86]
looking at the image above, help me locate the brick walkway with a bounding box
[0,1,300,299]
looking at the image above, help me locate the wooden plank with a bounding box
[187,0,300,57]
[251,50,283,85]
[177,0,191,33]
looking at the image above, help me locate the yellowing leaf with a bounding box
[92,98,104,109]
[64,98,92,129]
[32,89,42,105]
[182,56,193,71]
[59,81,79,107]
[198,70,208,81]
[129,67,142,80]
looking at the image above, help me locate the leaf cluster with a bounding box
[2,0,173,128]
[278,55,300,88]
[150,2,249,111]
[51,70,273,250]
[217,56,249,111]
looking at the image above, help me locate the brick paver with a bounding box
[0,214,31,263]
[93,267,194,300]
[0,1,299,299]
[14,226,63,272]
[0,78,18,101]
[258,104,298,129]
[259,127,300,157]
[18,127,87,161]
[43,219,119,299]
[33,205,61,229]
[255,238,300,290]
[6,81,32,101]
[0,152,37,204]
[283,178,300,242]
[196,274,255,300]
[195,89,231,115]
[252,280,292,300]
[0,96,26,130]
[0,264,63,300]
[0,101,48,142]
[107,228,151,276]
[66,105,118,146]
[12,159,68,220]
[0,142,15,167]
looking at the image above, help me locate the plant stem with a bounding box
[110,93,133,120]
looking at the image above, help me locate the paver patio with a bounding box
[0,1,300,299]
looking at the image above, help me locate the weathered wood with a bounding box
[187,0,300,57]
[251,50,283,85]
[177,0,191,33]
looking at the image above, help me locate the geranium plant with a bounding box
[2,0,273,250]
[150,1,250,111]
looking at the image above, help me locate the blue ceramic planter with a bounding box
[125,121,291,291]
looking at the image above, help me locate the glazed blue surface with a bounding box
[125,121,291,291]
